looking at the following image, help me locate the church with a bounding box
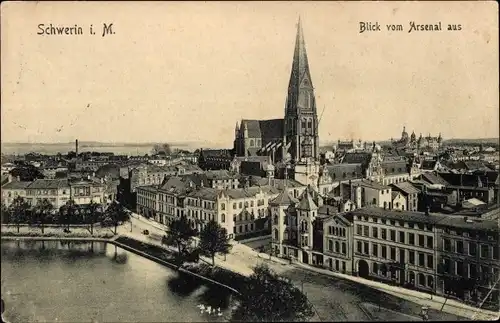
[233,18,321,187]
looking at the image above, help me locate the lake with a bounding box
[1,240,234,322]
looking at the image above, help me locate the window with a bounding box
[493,245,499,260]
[233,203,236,210]
[456,240,464,254]
[399,231,405,244]
[390,247,396,260]
[427,236,433,248]
[381,229,387,240]
[469,263,477,278]
[372,227,378,238]
[221,214,225,223]
[481,244,489,258]
[342,242,346,254]
[444,238,451,251]
[364,242,369,255]
[372,243,378,257]
[469,242,477,256]
[427,255,433,268]
[409,251,415,264]
[357,241,362,253]
[239,202,243,208]
[418,235,425,247]
[250,201,254,207]
[390,230,396,242]
[418,253,425,267]
[335,241,340,253]
[456,261,464,276]
[409,233,415,245]
[328,240,333,251]
[382,246,387,258]
[356,224,362,235]
[363,225,369,237]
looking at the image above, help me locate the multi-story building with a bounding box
[205,170,239,189]
[436,216,499,308]
[351,208,439,291]
[320,206,354,274]
[24,179,71,209]
[69,178,106,205]
[1,179,31,207]
[350,179,392,209]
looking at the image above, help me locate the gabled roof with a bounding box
[296,189,318,210]
[325,163,363,181]
[269,188,298,206]
[421,172,450,186]
[240,119,284,140]
[352,179,390,191]
[391,181,420,195]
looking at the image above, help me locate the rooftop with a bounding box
[27,179,69,189]
[352,179,390,190]
[2,181,32,190]
[390,181,420,194]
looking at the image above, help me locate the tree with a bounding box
[162,215,197,258]
[104,201,130,234]
[34,199,53,234]
[10,165,45,181]
[1,202,10,224]
[198,220,232,265]
[8,196,30,233]
[87,200,101,235]
[60,199,77,230]
[231,264,314,322]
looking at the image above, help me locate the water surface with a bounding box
[1,240,232,322]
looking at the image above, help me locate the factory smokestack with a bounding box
[75,139,79,156]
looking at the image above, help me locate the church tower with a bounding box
[283,17,319,163]
[283,18,321,189]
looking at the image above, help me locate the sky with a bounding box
[1,1,498,147]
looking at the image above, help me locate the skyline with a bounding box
[1,1,498,146]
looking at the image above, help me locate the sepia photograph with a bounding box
[1,1,499,322]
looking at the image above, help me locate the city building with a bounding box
[350,179,392,209]
[1,179,31,207]
[24,179,71,209]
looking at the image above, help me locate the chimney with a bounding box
[75,139,79,156]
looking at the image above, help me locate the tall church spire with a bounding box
[284,17,319,162]
[288,17,313,98]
